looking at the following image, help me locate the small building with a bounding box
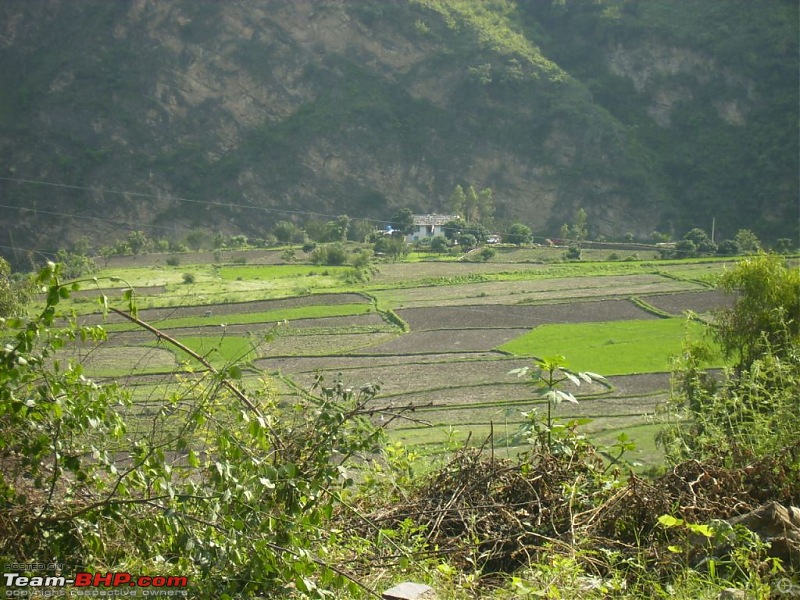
[405,214,459,242]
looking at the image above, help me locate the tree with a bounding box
[505,222,531,246]
[228,234,248,248]
[683,228,709,246]
[674,239,697,258]
[328,215,350,242]
[564,245,582,260]
[184,228,212,251]
[464,186,479,224]
[571,208,588,242]
[273,221,299,243]
[458,233,478,251]
[348,219,377,242]
[127,231,150,256]
[712,253,800,370]
[716,239,740,255]
[374,236,409,260]
[391,208,415,235]
[430,236,449,253]
[312,243,348,266]
[442,218,465,241]
[304,219,329,243]
[449,185,466,219]
[478,188,494,226]
[734,229,761,254]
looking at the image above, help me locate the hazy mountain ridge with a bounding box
[0,0,796,259]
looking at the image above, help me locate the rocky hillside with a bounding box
[0,0,796,259]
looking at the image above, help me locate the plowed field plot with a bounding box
[286,358,533,397]
[397,298,655,330]
[644,290,734,315]
[376,274,703,308]
[389,392,664,435]
[361,328,530,354]
[261,332,399,356]
[284,359,608,404]
[253,352,503,374]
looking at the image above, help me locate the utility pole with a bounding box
[711,217,715,244]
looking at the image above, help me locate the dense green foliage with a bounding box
[0,0,796,262]
[659,255,800,469]
[0,264,385,598]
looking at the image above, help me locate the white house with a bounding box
[405,214,459,242]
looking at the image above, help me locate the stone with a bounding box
[382,581,437,600]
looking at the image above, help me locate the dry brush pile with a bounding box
[351,441,800,581]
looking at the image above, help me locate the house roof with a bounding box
[412,214,458,226]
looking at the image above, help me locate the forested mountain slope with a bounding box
[0,0,796,258]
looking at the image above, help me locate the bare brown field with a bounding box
[286,358,533,397]
[259,332,399,356]
[397,298,656,331]
[643,290,734,315]
[380,274,703,308]
[361,328,531,354]
[280,359,647,412]
[254,352,502,373]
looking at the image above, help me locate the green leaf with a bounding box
[658,514,683,528]
[47,286,60,306]
[687,523,714,537]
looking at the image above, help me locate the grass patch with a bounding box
[498,318,723,375]
[169,336,257,367]
[218,264,352,280]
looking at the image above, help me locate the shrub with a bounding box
[182,272,196,284]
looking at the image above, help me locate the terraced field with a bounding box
[59,248,737,469]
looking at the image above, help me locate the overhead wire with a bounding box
[0,175,397,228]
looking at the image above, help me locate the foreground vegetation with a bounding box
[1,251,798,598]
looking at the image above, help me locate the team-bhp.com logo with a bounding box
[4,570,189,597]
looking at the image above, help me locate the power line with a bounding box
[0,175,394,226]
[0,203,197,234]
